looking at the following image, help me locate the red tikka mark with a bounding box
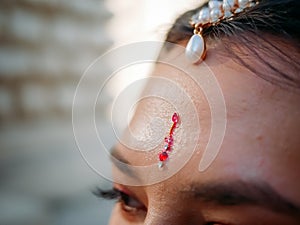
[165,136,173,146]
[172,112,179,123]
[169,123,176,136]
[159,151,168,161]
[169,113,180,135]
[158,113,180,167]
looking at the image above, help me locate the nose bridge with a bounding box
[143,178,205,225]
[144,206,204,225]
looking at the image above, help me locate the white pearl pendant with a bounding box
[223,0,235,9]
[185,34,206,64]
[198,7,210,24]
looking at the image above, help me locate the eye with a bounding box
[93,186,146,216]
[117,188,146,213]
[206,223,223,225]
[206,222,228,225]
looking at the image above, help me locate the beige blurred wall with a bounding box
[106,0,201,44]
[0,0,112,122]
[0,1,203,225]
[0,1,114,225]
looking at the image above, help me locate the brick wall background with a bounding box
[0,0,113,121]
[0,0,114,224]
[0,1,200,224]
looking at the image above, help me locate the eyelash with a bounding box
[93,187,146,214]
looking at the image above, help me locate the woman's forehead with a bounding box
[117,50,300,175]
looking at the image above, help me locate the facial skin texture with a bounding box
[108,41,300,225]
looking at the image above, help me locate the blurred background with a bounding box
[0,0,200,224]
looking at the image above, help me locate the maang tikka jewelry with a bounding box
[158,113,180,168]
[185,0,259,64]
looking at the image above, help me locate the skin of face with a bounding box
[108,40,300,225]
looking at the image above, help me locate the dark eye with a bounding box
[206,222,226,225]
[118,189,146,213]
[93,186,146,220]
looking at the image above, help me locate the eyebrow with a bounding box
[186,181,300,217]
[110,147,140,179]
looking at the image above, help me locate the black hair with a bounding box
[165,0,300,89]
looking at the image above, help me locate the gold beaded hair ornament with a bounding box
[185,0,259,64]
